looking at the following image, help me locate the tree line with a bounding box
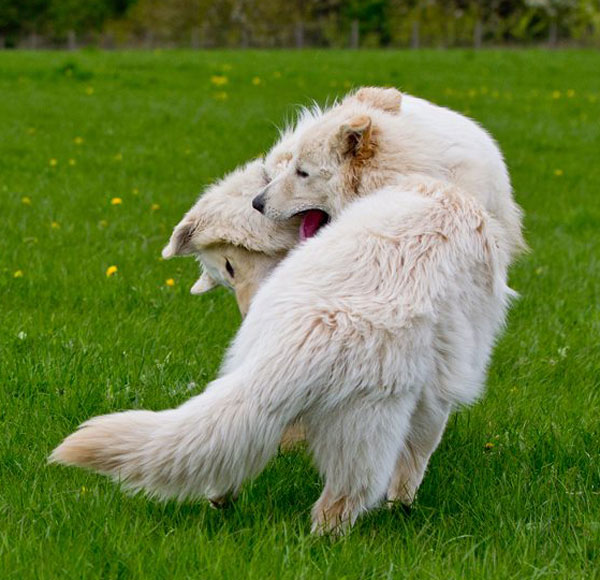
[2,0,600,49]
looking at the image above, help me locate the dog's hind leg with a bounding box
[386,390,451,506]
[307,392,418,535]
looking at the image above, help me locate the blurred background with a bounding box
[2,0,599,50]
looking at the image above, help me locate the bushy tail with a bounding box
[50,373,288,502]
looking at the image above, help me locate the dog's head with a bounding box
[162,157,299,316]
[252,87,402,240]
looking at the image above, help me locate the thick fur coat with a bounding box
[52,177,514,533]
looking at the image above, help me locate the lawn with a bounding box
[1,49,599,579]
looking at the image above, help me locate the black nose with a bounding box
[252,193,266,214]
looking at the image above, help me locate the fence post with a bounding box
[411,20,420,49]
[474,19,483,49]
[68,30,77,50]
[350,19,359,49]
[191,27,200,49]
[295,21,304,49]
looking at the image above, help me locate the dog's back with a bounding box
[230,176,513,407]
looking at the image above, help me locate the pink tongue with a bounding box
[300,210,327,241]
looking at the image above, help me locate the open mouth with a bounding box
[297,209,331,241]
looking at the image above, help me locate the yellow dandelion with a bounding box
[27,127,36,135]
[552,90,561,99]
[111,197,122,205]
[73,136,84,145]
[21,196,32,205]
[81,486,88,494]
[106,265,118,277]
[213,91,228,101]
[132,187,139,195]
[49,158,58,167]
[13,270,24,278]
[85,86,94,95]
[51,221,60,229]
[484,442,494,450]
[151,203,160,211]
[567,89,575,98]
[113,152,123,162]
[210,75,228,86]
[252,76,261,86]
[68,158,76,166]
[554,169,563,177]
[165,278,175,287]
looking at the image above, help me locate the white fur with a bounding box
[51,178,514,533]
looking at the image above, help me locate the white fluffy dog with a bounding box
[51,175,514,534]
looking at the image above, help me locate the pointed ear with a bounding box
[336,115,373,158]
[162,218,197,259]
[350,87,402,114]
[190,271,218,295]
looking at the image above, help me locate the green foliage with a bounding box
[0,49,599,578]
[1,0,600,46]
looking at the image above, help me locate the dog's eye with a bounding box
[296,168,309,178]
[225,259,235,278]
[262,167,271,185]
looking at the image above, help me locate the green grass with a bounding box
[1,49,599,579]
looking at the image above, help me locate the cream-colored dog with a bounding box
[254,87,525,260]
[51,176,514,534]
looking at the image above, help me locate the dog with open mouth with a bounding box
[253,87,525,259]
[51,175,515,534]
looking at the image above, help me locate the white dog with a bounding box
[254,87,525,260]
[51,176,514,534]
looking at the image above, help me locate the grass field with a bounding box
[1,49,599,578]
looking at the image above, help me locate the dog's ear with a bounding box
[162,217,197,259]
[346,87,402,114]
[336,115,373,158]
[190,270,218,295]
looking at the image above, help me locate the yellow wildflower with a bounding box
[49,158,58,167]
[85,86,94,95]
[165,278,175,287]
[68,158,76,166]
[252,76,261,86]
[51,221,60,230]
[554,169,563,177]
[113,153,123,162]
[484,442,494,451]
[106,265,118,277]
[98,220,108,228]
[13,270,24,278]
[111,197,122,205]
[74,136,84,145]
[151,203,160,211]
[210,75,228,86]
[552,90,561,99]
[21,196,32,205]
